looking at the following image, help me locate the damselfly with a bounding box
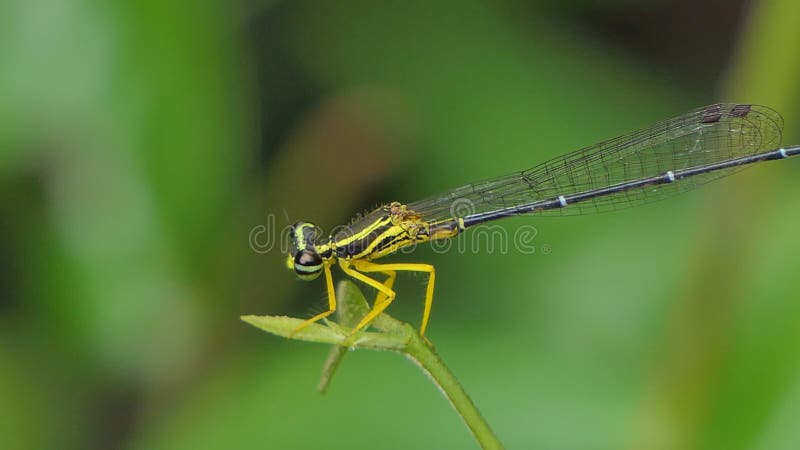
[286,103,798,336]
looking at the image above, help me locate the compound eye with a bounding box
[293,250,323,280]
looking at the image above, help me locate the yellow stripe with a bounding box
[324,203,458,261]
[331,216,392,248]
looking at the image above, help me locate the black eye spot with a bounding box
[295,250,322,268]
[293,250,323,280]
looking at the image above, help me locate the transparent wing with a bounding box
[408,103,783,221]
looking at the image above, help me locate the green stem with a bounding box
[404,329,504,450]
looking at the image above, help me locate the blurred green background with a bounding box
[2,1,800,449]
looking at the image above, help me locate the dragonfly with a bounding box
[285,103,798,337]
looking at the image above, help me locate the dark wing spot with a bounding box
[730,104,752,117]
[701,104,723,123]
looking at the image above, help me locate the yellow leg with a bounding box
[374,270,397,308]
[290,262,336,336]
[339,260,397,334]
[351,260,436,336]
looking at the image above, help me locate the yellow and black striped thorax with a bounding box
[330,202,461,261]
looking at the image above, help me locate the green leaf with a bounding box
[242,280,505,449]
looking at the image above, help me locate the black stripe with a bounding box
[372,232,408,253]
[336,222,394,258]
